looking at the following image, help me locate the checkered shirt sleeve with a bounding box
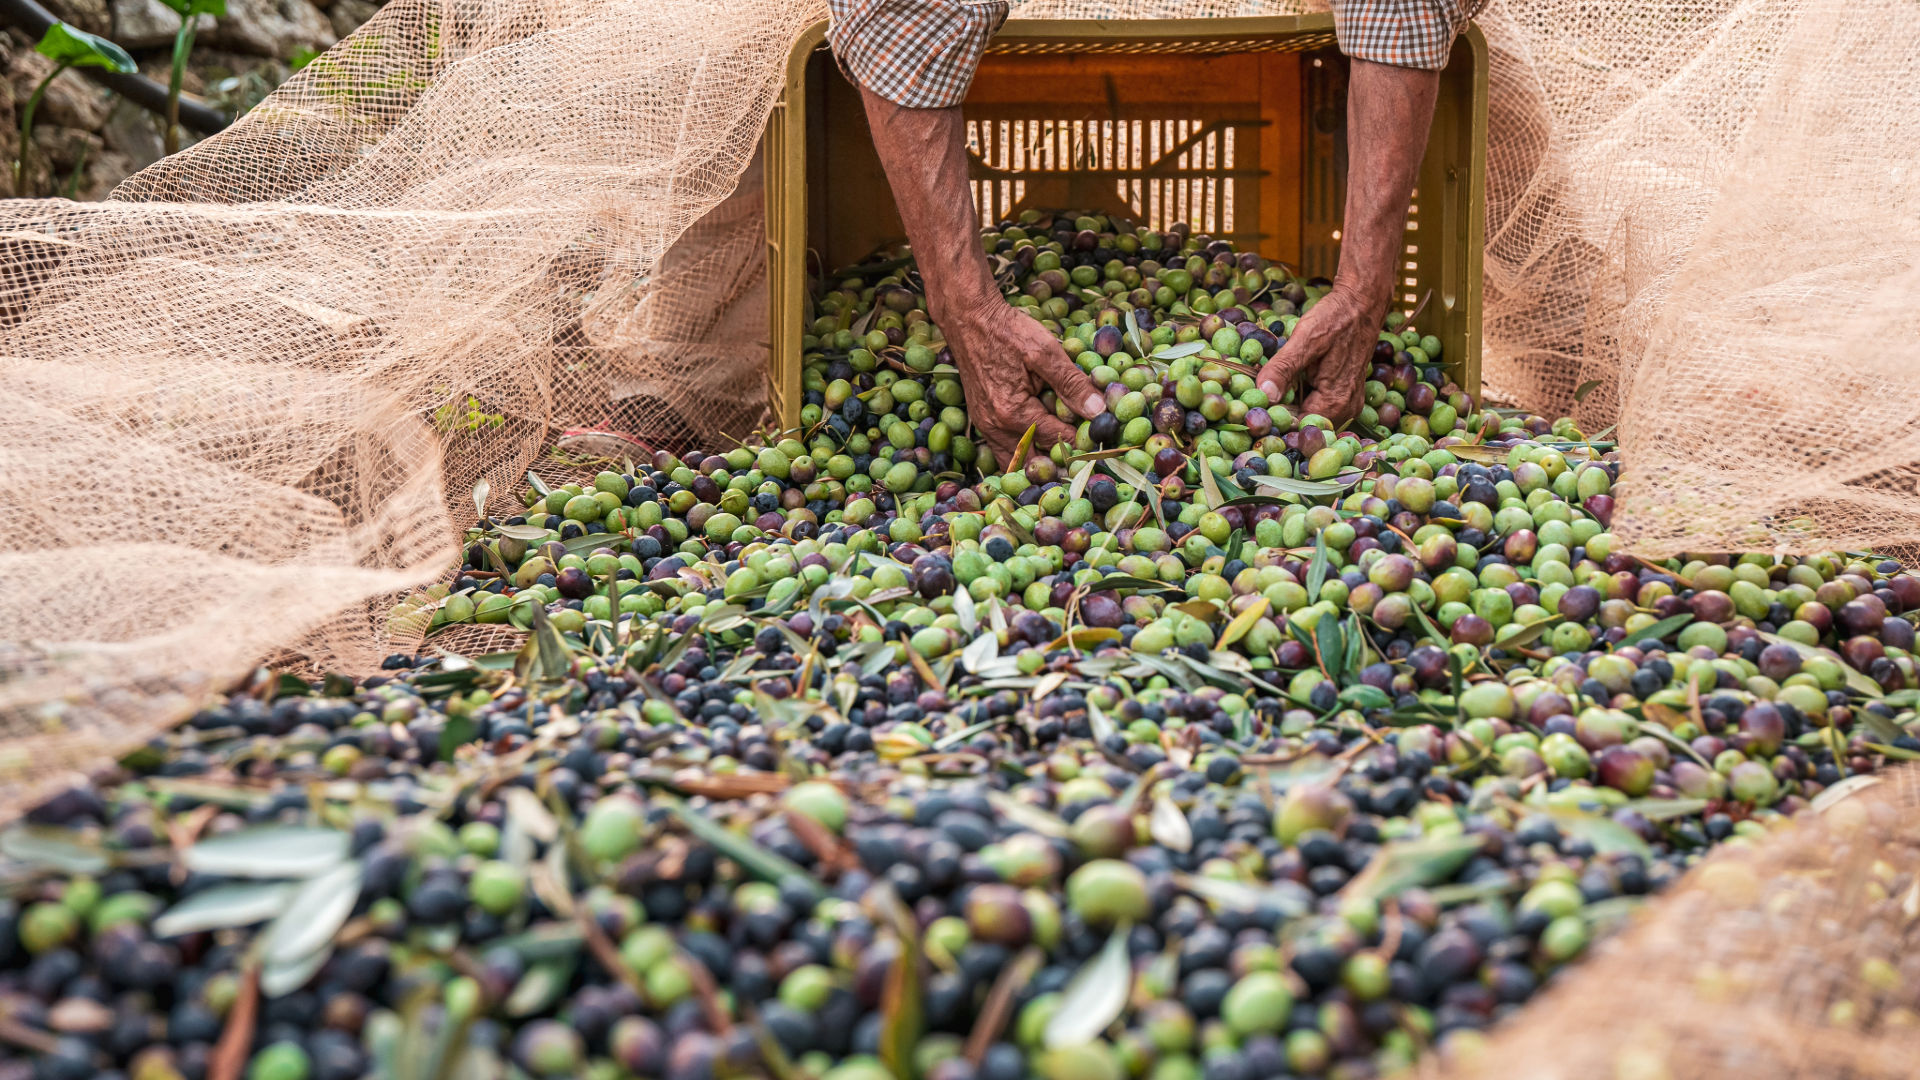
[1329,0,1487,70]
[826,0,1009,109]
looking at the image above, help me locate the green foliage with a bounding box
[35,24,136,72]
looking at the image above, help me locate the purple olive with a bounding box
[1094,325,1125,358]
[1757,643,1801,681]
[1739,701,1785,755]
[1081,592,1125,629]
[1595,747,1653,795]
[1450,614,1493,646]
[1840,595,1887,636]
[555,566,595,600]
[1089,412,1121,446]
[1558,585,1602,623]
[1153,399,1185,434]
[1688,590,1734,623]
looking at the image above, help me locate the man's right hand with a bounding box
[857,87,1103,467]
[941,282,1104,467]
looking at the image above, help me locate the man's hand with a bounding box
[1257,285,1383,425]
[857,88,1103,465]
[1257,58,1441,424]
[942,282,1102,465]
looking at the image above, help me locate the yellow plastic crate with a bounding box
[763,14,1487,428]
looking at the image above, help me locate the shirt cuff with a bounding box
[1329,0,1486,71]
[826,0,1008,108]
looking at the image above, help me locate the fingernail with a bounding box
[1259,381,1278,399]
[1082,395,1105,417]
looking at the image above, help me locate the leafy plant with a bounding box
[18,24,134,197]
[159,0,226,154]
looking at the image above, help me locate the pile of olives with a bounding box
[3,212,1917,1080]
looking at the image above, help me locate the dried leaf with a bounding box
[875,885,924,1079]
[1218,598,1270,650]
[505,959,576,1016]
[502,786,559,843]
[1171,873,1309,918]
[1044,925,1132,1048]
[1497,614,1564,649]
[472,478,491,522]
[207,964,259,1080]
[1572,379,1603,403]
[984,792,1070,838]
[1086,698,1118,743]
[1008,424,1039,474]
[1044,628,1123,650]
[1149,795,1192,853]
[187,827,349,879]
[966,946,1044,1064]
[1032,671,1069,702]
[1197,453,1225,510]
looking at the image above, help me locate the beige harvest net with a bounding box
[0,0,1917,813]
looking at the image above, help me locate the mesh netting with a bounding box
[0,0,1915,814]
[1430,768,1920,1080]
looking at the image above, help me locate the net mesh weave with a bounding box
[0,0,1916,814]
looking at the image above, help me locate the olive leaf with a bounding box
[1572,379,1604,403]
[1343,614,1365,676]
[1546,808,1652,859]
[1102,457,1165,529]
[1313,616,1346,684]
[529,604,573,682]
[1305,532,1329,603]
[1496,614,1564,650]
[1007,424,1039,473]
[959,632,999,673]
[496,524,549,541]
[262,943,331,998]
[874,885,925,1080]
[526,471,551,498]
[505,959,577,1016]
[153,882,295,937]
[1069,459,1095,503]
[471,478,490,522]
[262,860,363,965]
[1340,684,1392,711]
[1224,528,1245,565]
[1249,474,1348,498]
[1086,698,1118,742]
[1757,633,1884,698]
[1411,600,1448,648]
[1123,310,1148,357]
[1857,708,1905,745]
[1341,833,1486,901]
[1044,923,1131,1048]
[1620,798,1709,821]
[1149,795,1193,853]
[0,827,109,874]
[1094,575,1183,593]
[1150,341,1205,360]
[187,826,348,879]
[655,793,823,899]
[1638,612,1693,641]
[953,587,978,636]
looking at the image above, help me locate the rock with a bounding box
[32,125,104,173]
[10,50,112,133]
[101,96,164,171]
[327,0,378,39]
[202,0,336,58]
[111,0,217,50]
[41,0,112,38]
[79,148,137,200]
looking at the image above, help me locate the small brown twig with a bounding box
[965,946,1044,1065]
[576,907,648,1001]
[207,964,259,1080]
[677,949,735,1037]
[785,810,862,879]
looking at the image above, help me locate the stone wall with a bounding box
[2,0,386,199]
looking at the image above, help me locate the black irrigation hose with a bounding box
[0,0,229,135]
